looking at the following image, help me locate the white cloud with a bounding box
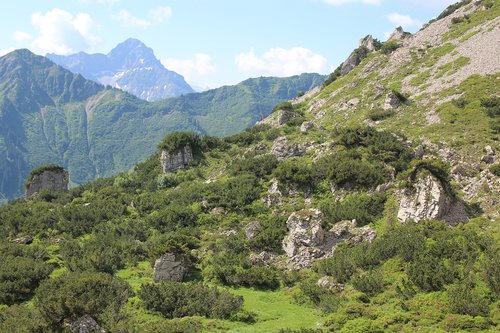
[386,12,422,29]
[235,47,328,77]
[79,0,120,5]
[112,10,151,28]
[150,6,172,23]
[12,31,32,42]
[162,53,216,83]
[322,0,381,5]
[31,8,100,55]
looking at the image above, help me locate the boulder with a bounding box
[283,208,324,257]
[397,172,468,225]
[69,315,106,333]
[300,121,315,132]
[383,91,402,110]
[317,276,345,292]
[387,26,410,41]
[271,137,306,160]
[153,253,187,282]
[481,145,495,164]
[13,236,33,245]
[160,145,193,173]
[25,167,69,198]
[245,221,262,239]
[249,251,276,266]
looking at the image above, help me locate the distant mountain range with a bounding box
[0,49,325,201]
[47,38,194,101]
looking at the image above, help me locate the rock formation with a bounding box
[387,26,411,41]
[383,91,402,110]
[160,145,193,173]
[277,109,300,126]
[283,209,324,257]
[69,315,106,333]
[245,221,262,239]
[153,253,187,282]
[341,52,363,76]
[271,137,306,160]
[25,167,69,198]
[360,35,377,52]
[397,172,468,225]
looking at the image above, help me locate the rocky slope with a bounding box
[47,38,194,101]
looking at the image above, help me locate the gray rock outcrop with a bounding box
[397,172,468,225]
[153,253,187,282]
[13,237,33,245]
[245,221,262,239]
[481,145,495,164]
[341,52,363,76]
[271,137,306,160]
[360,35,377,52]
[160,145,193,173]
[69,315,106,333]
[283,209,324,257]
[383,91,402,110]
[387,26,411,41]
[278,110,300,126]
[25,168,69,198]
[300,121,315,132]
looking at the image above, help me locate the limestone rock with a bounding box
[415,145,425,159]
[245,221,262,239]
[373,84,387,99]
[13,236,33,245]
[324,220,377,249]
[481,145,495,164]
[153,253,187,282]
[249,251,276,266]
[300,121,315,132]
[69,315,106,333]
[387,26,410,41]
[220,229,237,237]
[271,137,306,160]
[278,110,300,126]
[283,208,324,257]
[383,91,402,110]
[397,173,468,225]
[25,168,69,198]
[160,145,193,173]
[317,276,345,292]
[341,52,362,76]
[360,35,377,52]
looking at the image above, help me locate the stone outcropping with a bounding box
[153,253,187,282]
[341,51,363,76]
[397,172,468,225]
[25,168,69,198]
[387,26,410,41]
[282,209,377,269]
[69,315,106,333]
[271,137,306,160]
[383,91,402,110]
[278,110,300,126]
[360,35,377,52]
[160,145,193,173]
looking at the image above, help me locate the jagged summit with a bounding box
[47,38,194,101]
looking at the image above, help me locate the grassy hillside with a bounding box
[0,1,498,332]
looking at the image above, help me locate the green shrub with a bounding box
[447,277,490,316]
[321,193,387,226]
[322,64,342,88]
[380,40,400,55]
[316,246,357,284]
[35,271,131,324]
[248,215,287,253]
[139,281,243,319]
[230,154,278,178]
[367,109,395,121]
[205,174,261,210]
[481,96,500,118]
[434,0,472,21]
[273,158,315,191]
[158,131,201,154]
[273,101,294,112]
[350,270,386,295]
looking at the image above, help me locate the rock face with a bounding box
[387,26,410,41]
[271,137,306,160]
[360,35,377,52]
[69,315,106,333]
[160,145,193,173]
[25,168,69,198]
[283,209,324,257]
[383,91,402,110]
[341,51,363,76]
[245,221,262,239]
[282,209,377,269]
[153,253,187,282]
[397,172,468,225]
[278,110,300,126]
[13,237,33,245]
[481,145,495,164]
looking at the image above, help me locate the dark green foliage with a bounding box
[447,277,490,316]
[482,244,500,295]
[297,279,341,312]
[205,174,261,210]
[321,193,386,226]
[0,305,51,333]
[248,215,288,253]
[26,164,65,183]
[230,154,278,178]
[452,97,469,108]
[273,101,294,112]
[399,159,451,191]
[35,271,131,324]
[350,270,386,295]
[451,15,470,24]
[0,255,53,304]
[139,281,243,319]
[316,245,357,283]
[489,164,500,177]
[481,96,500,133]
[158,131,201,154]
[434,0,472,21]
[322,64,342,87]
[367,108,395,121]
[273,158,315,191]
[407,252,455,291]
[147,204,197,232]
[138,318,203,333]
[380,40,401,55]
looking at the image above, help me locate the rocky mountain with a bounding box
[0,1,498,332]
[47,38,194,101]
[0,49,324,202]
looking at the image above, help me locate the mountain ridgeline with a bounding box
[47,38,194,101]
[0,49,324,202]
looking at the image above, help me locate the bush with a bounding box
[367,109,395,121]
[447,277,490,316]
[321,193,387,226]
[26,164,65,184]
[139,281,243,319]
[0,255,53,304]
[35,271,131,324]
[230,154,278,178]
[380,41,400,55]
[351,270,386,295]
[489,164,500,177]
[205,174,261,210]
[273,158,315,192]
[273,101,294,112]
[158,131,201,154]
[481,96,500,118]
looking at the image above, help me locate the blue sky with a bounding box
[0,0,458,89]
